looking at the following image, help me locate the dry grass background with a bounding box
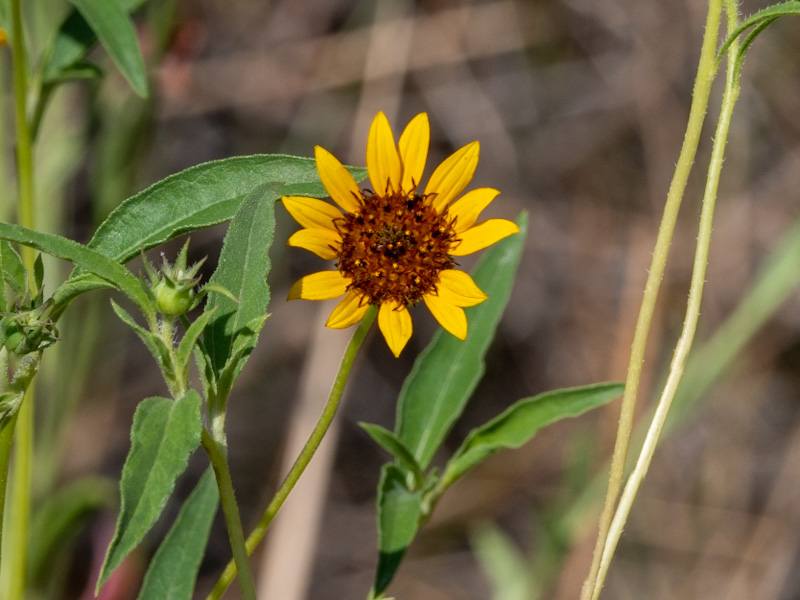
[38,0,800,598]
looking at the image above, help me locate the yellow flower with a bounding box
[283,112,519,357]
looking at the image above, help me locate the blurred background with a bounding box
[13,0,800,598]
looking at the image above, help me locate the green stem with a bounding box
[5,385,32,600]
[589,4,741,599]
[201,427,258,600]
[0,413,16,573]
[11,0,34,265]
[207,305,377,600]
[579,2,724,598]
[3,2,36,598]
[159,317,186,399]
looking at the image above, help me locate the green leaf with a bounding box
[374,464,422,597]
[110,300,173,379]
[33,254,45,292]
[88,156,365,266]
[42,9,99,83]
[441,383,623,489]
[47,61,104,83]
[54,156,366,311]
[395,213,528,468]
[52,274,115,314]
[716,2,800,68]
[98,391,203,591]
[360,423,425,489]
[67,0,148,97]
[203,184,277,378]
[137,469,219,600]
[0,222,153,318]
[0,390,25,431]
[0,241,25,297]
[215,315,269,400]
[176,309,216,381]
[42,0,145,84]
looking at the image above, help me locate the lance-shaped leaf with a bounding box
[203,184,277,382]
[137,469,219,600]
[395,213,528,468]
[360,423,425,489]
[440,383,623,490]
[110,300,173,381]
[0,241,26,297]
[98,391,203,591]
[0,222,152,318]
[88,156,364,265]
[716,2,800,68]
[67,0,148,97]
[42,0,145,84]
[54,157,367,311]
[176,309,216,381]
[373,464,422,597]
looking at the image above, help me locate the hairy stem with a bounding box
[2,1,36,598]
[202,427,258,600]
[587,3,741,598]
[580,1,725,597]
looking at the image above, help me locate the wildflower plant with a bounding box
[0,1,796,599]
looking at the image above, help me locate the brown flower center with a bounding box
[336,190,457,306]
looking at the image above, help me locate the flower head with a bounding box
[284,112,519,357]
[144,240,206,316]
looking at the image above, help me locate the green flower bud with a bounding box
[153,279,196,316]
[146,240,207,317]
[0,306,58,355]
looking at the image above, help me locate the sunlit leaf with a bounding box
[441,383,623,489]
[395,213,528,468]
[0,241,25,298]
[98,391,202,591]
[136,469,218,600]
[360,423,425,489]
[374,465,422,597]
[88,156,365,265]
[203,184,277,382]
[53,157,366,311]
[0,222,152,318]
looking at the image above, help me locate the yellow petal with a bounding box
[398,113,429,192]
[315,146,362,213]
[282,196,343,231]
[449,219,520,256]
[436,270,487,307]
[448,188,500,233]
[423,293,467,340]
[287,228,340,260]
[425,141,480,211]
[287,271,350,301]
[326,290,370,329]
[367,111,402,194]
[378,300,412,357]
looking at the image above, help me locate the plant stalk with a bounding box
[207,305,377,600]
[588,3,741,598]
[202,427,258,600]
[579,2,724,598]
[2,1,36,598]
